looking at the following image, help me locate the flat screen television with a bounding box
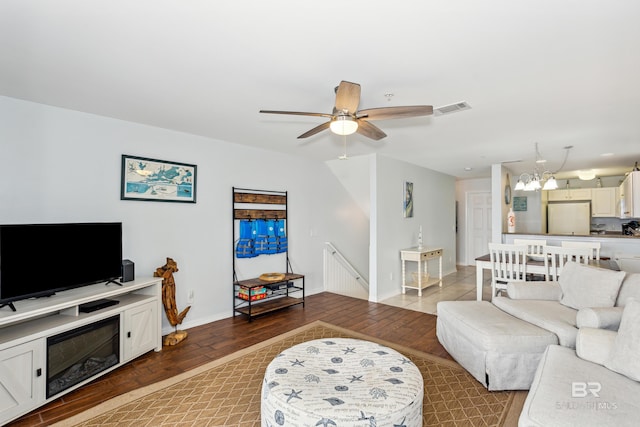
[0,222,123,311]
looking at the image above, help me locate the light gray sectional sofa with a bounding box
[520,321,640,426]
[436,261,640,426]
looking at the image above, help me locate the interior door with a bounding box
[467,192,492,265]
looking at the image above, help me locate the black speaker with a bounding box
[121,259,135,282]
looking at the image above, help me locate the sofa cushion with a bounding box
[605,299,640,381]
[559,261,626,310]
[507,281,562,301]
[492,297,578,347]
[519,345,640,427]
[575,327,617,366]
[616,273,640,307]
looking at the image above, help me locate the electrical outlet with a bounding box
[187,290,194,304]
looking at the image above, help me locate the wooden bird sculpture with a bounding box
[154,257,191,345]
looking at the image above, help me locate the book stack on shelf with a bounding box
[237,286,267,301]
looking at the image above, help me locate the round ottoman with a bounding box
[261,337,423,426]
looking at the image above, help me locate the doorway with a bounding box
[466,191,492,265]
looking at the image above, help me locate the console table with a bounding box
[400,247,443,296]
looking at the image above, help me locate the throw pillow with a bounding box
[605,298,640,381]
[615,272,640,307]
[576,327,617,366]
[559,261,626,310]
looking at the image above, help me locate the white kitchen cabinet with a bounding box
[123,300,158,361]
[620,171,640,218]
[0,339,45,423]
[547,188,592,201]
[591,187,618,217]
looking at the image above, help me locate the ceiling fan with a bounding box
[259,80,433,141]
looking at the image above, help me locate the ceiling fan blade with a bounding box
[356,119,387,140]
[298,121,331,139]
[260,110,333,118]
[357,105,433,121]
[334,81,361,113]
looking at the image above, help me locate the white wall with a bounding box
[326,155,371,219]
[455,177,491,265]
[372,155,456,302]
[511,190,544,233]
[0,96,370,333]
[324,154,371,282]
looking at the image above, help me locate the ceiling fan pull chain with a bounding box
[339,134,348,160]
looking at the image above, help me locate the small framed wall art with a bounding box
[404,181,414,218]
[121,155,197,203]
[513,196,528,212]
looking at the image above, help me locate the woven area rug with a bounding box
[53,321,526,427]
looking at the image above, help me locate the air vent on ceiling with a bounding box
[434,101,471,116]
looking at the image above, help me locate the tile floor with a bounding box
[380,265,493,315]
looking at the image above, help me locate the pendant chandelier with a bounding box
[514,143,572,192]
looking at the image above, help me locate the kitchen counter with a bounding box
[504,232,639,239]
[503,233,640,259]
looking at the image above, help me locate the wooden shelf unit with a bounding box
[233,273,305,318]
[232,187,305,321]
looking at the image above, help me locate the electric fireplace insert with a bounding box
[46,315,120,398]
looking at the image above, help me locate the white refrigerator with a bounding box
[547,202,591,235]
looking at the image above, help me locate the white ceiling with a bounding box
[2,0,639,180]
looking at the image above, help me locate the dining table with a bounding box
[474,254,619,301]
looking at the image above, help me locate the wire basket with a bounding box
[411,272,430,283]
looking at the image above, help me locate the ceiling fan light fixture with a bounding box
[261,81,433,141]
[330,116,358,136]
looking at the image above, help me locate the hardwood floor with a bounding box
[9,292,451,426]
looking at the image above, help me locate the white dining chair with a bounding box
[514,239,547,260]
[514,239,547,281]
[544,245,591,281]
[488,243,528,298]
[561,241,601,260]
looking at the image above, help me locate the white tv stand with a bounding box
[0,277,162,425]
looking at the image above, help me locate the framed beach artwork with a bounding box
[513,196,528,212]
[404,181,414,218]
[121,155,197,203]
